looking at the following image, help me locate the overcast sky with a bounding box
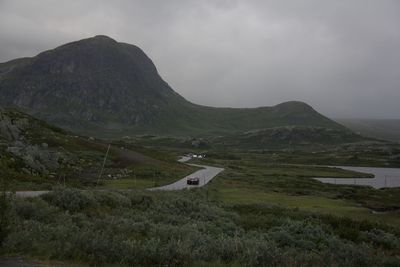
[1,0,399,119]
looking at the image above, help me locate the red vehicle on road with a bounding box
[187,177,200,185]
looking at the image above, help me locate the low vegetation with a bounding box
[200,152,400,226]
[1,110,399,266]
[1,188,399,266]
[0,160,14,248]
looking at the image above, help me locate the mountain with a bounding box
[0,35,346,137]
[336,118,400,142]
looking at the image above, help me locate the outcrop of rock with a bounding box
[0,109,69,175]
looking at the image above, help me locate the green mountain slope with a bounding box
[0,35,345,137]
[0,108,192,189]
[336,118,400,142]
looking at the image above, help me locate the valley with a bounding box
[2,141,400,266]
[0,36,399,266]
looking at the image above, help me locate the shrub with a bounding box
[361,229,400,250]
[2,188,399,266]
[0,190,11,247]
[41,188,95,212]
[268,219,330,250]
[93,191,131,209]
[0,164,13,248]
[14,198,59,223]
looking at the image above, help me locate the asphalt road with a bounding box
[149,163,224,191]
[14,156,224,197]
[15,191,49,198]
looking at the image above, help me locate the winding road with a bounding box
[149,162,224,191]
[14,156,224,197]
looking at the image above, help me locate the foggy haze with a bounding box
[0,0,399,119]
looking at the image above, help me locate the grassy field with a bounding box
[130,133,400,168]
[194,152,400,227]
[1,148,400,266]
[119,140,400,226]
[218,189,400,226]
[99,163,198,189]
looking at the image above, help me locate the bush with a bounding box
[93,191,131,209]
[2,188,399,266]
[14,198,59,223]
[0,165,13,248]
[0,191,11,247]
[41,188,95,212]
[361,229,400,250]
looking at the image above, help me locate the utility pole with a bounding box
[153,169,156,187]
[97,144,111,186]
[57,146,68,187]
[133,168,136,187]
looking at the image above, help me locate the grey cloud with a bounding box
[0,0,399,119]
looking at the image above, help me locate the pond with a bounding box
[314,166,400,188]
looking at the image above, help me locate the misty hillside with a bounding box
[213,126,368,149]
[0,107,190,189]
[0,35,346,137]
[337,119,400,142]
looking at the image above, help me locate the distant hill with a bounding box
[212,126,369,149]
[336,119,400,142]
[0,35,346,137]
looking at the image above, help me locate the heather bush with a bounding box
[2,188,399,266]
[41,187,95,212]
[0,190,11,248]
[361,229,400,250]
